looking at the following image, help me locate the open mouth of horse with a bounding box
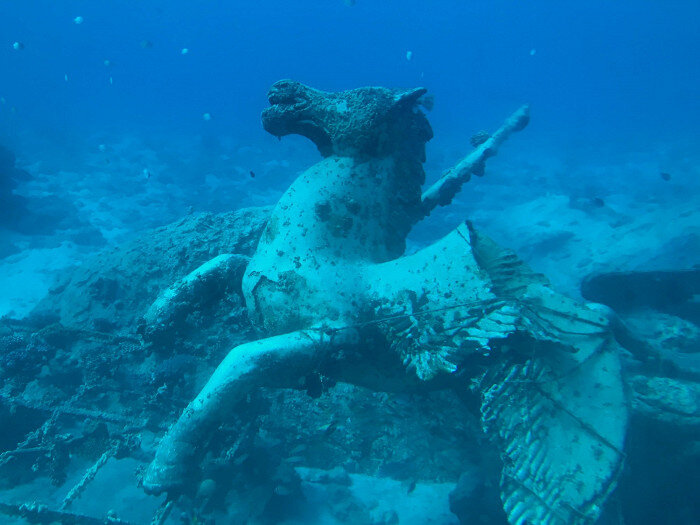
[266,81,309,110]
[267,91,301,107]
[262,82,316,140]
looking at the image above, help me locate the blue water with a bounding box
[2,1,698,150]
[1,2,699,524]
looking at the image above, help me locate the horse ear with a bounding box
[393,87,428,108]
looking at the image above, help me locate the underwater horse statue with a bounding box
[143,80,627,524]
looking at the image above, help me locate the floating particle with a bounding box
[104,59,112,67]
[249,170,256,178]
[98,144,107,152]
[530,48,536,56]
[64,74,69,82]
[140,40,154,49]
[109,76,113,85]
[73,16,84,25]
[202,112,212,121]
[660,172,671,181]
[0,97,5,104]
[181,48,189,55]
[592,197,605,207]
[406,50,413,61]
[143,168,151,179]
[12,42,24,51]
[343,0,356,6]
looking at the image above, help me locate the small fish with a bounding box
[104,59,112,67]
[249,170,256,178]
[406,480,417,494]
[592,197,605,208]
[73,16,84,25]
[12,42,24,51]
[660,172,671,181]
[181,48,189,55]
[317,421,338,435]
[143,168,151,179]
[202,112,212,121]
[406,50,413,61]
[530,48,537,56]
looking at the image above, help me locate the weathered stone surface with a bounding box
[145,80,627,525]
[142,253,250,347]
[32,207,269,333]
[262,79,433,161]
[630,375,700,429]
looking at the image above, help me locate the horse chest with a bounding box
[242,158,399,333]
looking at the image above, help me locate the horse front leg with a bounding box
[143,328,356,495]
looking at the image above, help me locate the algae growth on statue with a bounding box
[143,80,627,525]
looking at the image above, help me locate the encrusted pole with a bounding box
[420,104,530,217]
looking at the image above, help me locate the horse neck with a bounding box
[297,154,425,262]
